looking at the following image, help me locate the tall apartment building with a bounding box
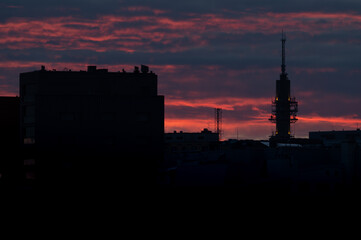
[19,65,164,190]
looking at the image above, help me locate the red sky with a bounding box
[2,1,361,140]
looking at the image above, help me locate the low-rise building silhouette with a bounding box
[19,65,164,190]
[164,128,221,164]
[161,135,361,195]
[165,128,219,154]
[309,129,361,147]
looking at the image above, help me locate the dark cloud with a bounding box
[2,0,361,22]
[2,0,361,139]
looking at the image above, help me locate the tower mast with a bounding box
[269,32,298,141]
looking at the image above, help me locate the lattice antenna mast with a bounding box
[215,108,222,140]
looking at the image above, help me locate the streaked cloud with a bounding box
[1,1,361,139]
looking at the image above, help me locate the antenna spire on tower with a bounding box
[281,30,286,75]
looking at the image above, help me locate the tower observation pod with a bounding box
[269,32,298,140]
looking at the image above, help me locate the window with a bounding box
[24,159,36,166]
[23,84,37,102]
[23,105,35,123]
[24,138,35,144]
[25,171,36,180]
[24,127,34,137]
[24,127,35,144]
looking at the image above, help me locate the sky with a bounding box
[2,0,361,140]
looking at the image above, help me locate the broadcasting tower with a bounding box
[269,32,298,140]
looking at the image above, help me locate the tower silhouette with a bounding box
[269,32,298,140]
[215,108,222,140]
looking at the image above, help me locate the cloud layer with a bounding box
[2,0,361,139]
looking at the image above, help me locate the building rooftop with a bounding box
[35,65,155,75]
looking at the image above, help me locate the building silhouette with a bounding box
[19,65,164,190]
[160,135,361,195]
[0,97,21,189]
[309,129,361,147]
[165,128,219,154]
[161,128,222,187]
[269,32,298,143]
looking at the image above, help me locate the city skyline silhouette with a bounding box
[4,1,361,196]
